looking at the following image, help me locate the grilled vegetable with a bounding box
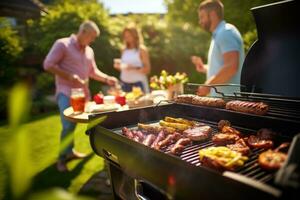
[159,120,190,131]
[138,123,176,134]
[138,123,161,133]
[199,146,248,171]
[164,116,197,126]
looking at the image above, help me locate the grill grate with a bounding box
[115,118,280,185]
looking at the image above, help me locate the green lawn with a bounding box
[0,111,105,199]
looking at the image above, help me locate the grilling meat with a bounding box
[227,138,250,155]
[183,126,212,141]
[247,135,274,149]
[142,134,156,146]
[258,142,290,170]
[258,151,287,170]
[122,127,134,139]
[221,126,241,137]
[157,132,182,149]
[151,131,166,149]
[257,128,275,140]
[191,96,226,108]
[199,146,248,171]
[226,100,269,115]
[218,120,231,130]
[170,138,192,155]
[132,130,145,142]
[175,94,197,104]
[212,133,240,146]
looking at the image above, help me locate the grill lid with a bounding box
[241,0,300,97]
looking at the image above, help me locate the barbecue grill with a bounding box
[86,1,300,199]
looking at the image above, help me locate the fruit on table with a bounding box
[93,93,103,104]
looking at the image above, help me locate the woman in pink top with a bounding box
[44,21,118,172]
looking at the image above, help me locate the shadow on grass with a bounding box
[31,153,93,191]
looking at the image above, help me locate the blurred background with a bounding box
[0,0,281,121]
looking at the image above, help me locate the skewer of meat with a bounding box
[170,138,192,155]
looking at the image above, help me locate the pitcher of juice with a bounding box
[70,88,85,113]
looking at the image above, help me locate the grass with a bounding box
[0,111,105,199]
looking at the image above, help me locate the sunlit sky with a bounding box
[98,0,167,14]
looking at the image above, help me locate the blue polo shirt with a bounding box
[207,20,244,96]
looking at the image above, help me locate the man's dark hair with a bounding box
[198,0,224,19]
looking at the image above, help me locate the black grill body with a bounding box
[88,103,300,200]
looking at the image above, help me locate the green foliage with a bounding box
[165,0,281,34]
[0,83,105,199]
[0,18,23,61]
[243,29,258,53]
[109,14,208,84]
[0,18,23,86]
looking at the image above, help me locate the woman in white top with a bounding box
[114,24,151,93]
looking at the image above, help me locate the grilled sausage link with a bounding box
[226,100,269,115]
[143,134,156,146]
[151,131,166,149]
[175,94,197,104]
[191,96,226,108]
[170,138,192,155]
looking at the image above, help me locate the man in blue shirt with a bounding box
[191,0,244,96]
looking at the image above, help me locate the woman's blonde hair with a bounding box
[122,23,144,49]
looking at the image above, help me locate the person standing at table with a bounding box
[191,0,244,96]
[114,24,151,93]
[43,20,118,172]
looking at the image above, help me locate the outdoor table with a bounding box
[63,102,130,123]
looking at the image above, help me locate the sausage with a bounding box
[226,100,269,115]
[170,138,192,155]
[132,130,145,142]
[157,133,182,149]
[122,127,134,139]
[191,96,226,108]
[175,94,197,104]
[142,134,156,146]
[151,131,166,149]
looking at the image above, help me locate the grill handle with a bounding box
[185,83,248,97]
[134,180,150,200]
[134,179,172,200]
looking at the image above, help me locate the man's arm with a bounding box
[89,52,118,86]
[197,51,239,96]
[191,56,208,73]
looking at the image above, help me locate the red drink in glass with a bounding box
[70,88,85,113]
